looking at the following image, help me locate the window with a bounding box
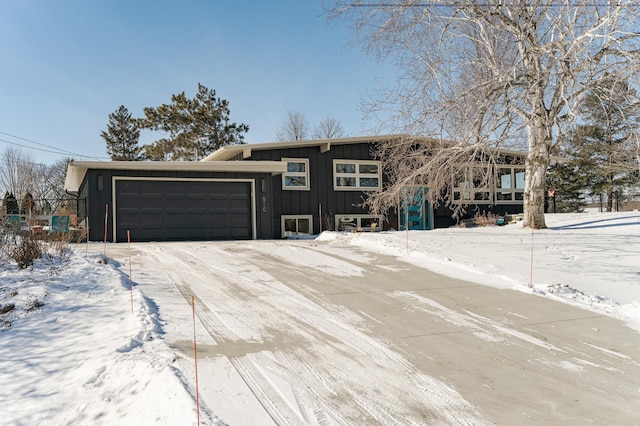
[334,160,381,190]
[496,167,525,202]
[452,167,491,203]
[335,215,382,232]
[281,215,312,238]
[282,158,309,190]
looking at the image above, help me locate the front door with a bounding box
[400,187,432,231]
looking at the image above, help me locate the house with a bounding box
[202,135,529,235]
[64,135,527,242]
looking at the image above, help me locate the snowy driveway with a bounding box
[102,239,640,425]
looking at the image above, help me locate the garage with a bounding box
[114,178,253,242]
[64,160,287,242]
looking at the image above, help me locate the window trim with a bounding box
[282,158,310,191]
[333,159,382,191]
[281,215,313,238]
[495,166,525,204]
[334,214,383,232]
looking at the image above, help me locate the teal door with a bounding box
[400,187,432,230]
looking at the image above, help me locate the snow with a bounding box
[319,211,640,329]
[1,210,639,424]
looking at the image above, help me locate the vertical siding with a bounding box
[81,169,274,241]
[246,142,390,235]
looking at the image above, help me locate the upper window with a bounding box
[452,166,491,203]
[282,158,309,190]
[334,160,381,190]
[496,166,525,202]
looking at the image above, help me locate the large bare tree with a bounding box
[328,1,640,228]
[0,147,37,201]
[313,117,346,139]
[275,110,311,141]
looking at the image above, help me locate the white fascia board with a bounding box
[202,134,410,161]
[64,161,287,193]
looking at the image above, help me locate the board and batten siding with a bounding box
[79,168,274,242]
[245,143,383,235]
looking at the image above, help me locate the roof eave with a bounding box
[64,160,288,193]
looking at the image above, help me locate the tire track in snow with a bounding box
[139,244,340,425]
[225,245,488,425]
[136,242,489,425]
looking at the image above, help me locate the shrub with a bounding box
[10,235,43,269]
[42,231,75,274]
[473,211,501,227]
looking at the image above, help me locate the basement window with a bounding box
[335,215,382,232]
[282,215,312,238]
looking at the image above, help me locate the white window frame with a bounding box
[333,160,382,191]
[495,166,525,203]
[334,214,383,232]
[281,215,313,238]
[282,158,310,191]
[451,166,492,204]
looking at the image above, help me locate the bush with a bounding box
[42,231,75,274]
[10,235,43,269]
[473,211,501,227]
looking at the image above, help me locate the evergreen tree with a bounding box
[3,192,19,214]
[101,105,142,161]
[139,83,248,161]
[578,77,640,211]
[546,131,592,213]
[20,191,34,215]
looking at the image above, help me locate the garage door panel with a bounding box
[139,198,164,210]
[115,180,253,242]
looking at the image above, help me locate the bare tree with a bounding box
[328,1,640,228]
[275,110,310,141]
[313,117,345,139]
[0,147,37,201]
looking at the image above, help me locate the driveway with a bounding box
[100,239,640,425]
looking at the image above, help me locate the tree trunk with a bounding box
[523,120,551,229]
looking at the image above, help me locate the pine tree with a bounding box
[101,105,142,161]
[20,192,34,215]
[546,130,592,213]
[3,192,19,214]
[139,83,248,161]
[578,77,640,211]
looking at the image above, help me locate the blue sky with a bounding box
[0,1,395,164]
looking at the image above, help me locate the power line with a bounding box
[0,131,108,160]
[349,2,637,7]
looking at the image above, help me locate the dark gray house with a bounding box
[65,135,527,242]
[203,135,529,235]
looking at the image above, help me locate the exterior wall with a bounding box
[240,142,526,233]
[433,203,524,228]
[80,168,274,242]
[244,143,396,236]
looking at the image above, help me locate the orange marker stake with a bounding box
[192,296,200,426]
[128,230,133,314]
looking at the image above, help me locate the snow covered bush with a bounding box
[10,234,43,269]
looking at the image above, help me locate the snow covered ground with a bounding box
[326,211,640,331]
[1,210,638,425]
